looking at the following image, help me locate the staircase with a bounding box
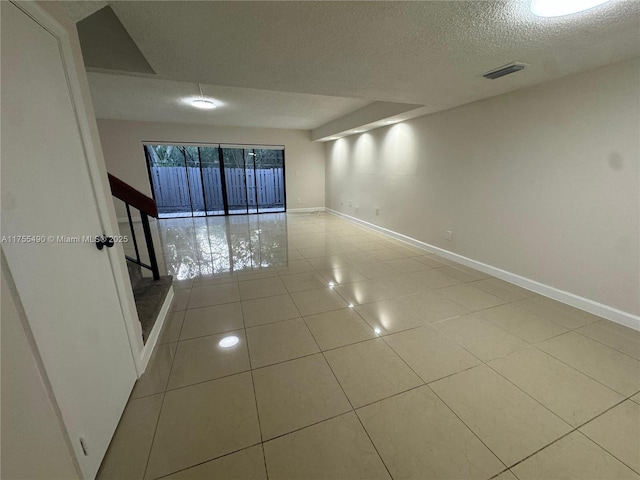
[108,173,173,343]
[127,262,172,342]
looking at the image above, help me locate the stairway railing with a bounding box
[107,174,160,281]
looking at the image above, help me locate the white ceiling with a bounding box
[59,1,107,22]
[86,73,372,129]
[66,1,640,131]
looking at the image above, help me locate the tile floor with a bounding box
[102,212,640,480]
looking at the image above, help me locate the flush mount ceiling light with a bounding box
[219,335,239,348]
[531,0,611,17]
[191,83,217,109]
[192,99,216,109]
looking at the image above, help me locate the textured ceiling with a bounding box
[86,72,372,129]
[66,1,640,130]
[58,1,108,22]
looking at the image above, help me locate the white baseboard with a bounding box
[118,216,160,223]
[118,217,158,225]
[118,216,140,223]
[287,207,327,213]
[327,208,640,331]
[136,286,174,374]
[121,211,331,221]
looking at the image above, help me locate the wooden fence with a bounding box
[150,166,284,213]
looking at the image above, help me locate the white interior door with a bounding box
[1,3,137,478]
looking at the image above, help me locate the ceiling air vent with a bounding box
[483,62,527,80]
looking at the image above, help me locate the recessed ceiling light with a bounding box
[219,335,239,348]
[531,0,611,17]
[192,99,217,109]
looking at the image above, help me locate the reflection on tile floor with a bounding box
[103,212,640,479]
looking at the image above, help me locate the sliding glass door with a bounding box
[145,143,285,218]
[221,148,250,214]
[145,145,193,218]
[200,146,225,215]
[183,146,206,217]
[253,148,285,213]
[220,146,286,215]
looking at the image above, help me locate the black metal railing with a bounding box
[124,204,160,281]
[108,174,160,281]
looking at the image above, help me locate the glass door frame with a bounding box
[144,142,287,218]
[143,144,200,219]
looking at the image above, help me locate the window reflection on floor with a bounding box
[121,213,289,281]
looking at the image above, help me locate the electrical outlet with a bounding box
[297,198,302,204]
[340,198,344,206]
[446,230,453,241]
[349,200,352,207]
[375,207,379,216]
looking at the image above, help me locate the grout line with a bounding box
[488,467,515,479]
[502,413,627,473]
[425,384,509,472]
[482,361,577,426]
[572,327,640,362]
[238,298,270,480]
[528,340,635,397]
[151,442,263,480]
[423,362,486,386]
[304,315,395,480]
[425,326,638,475]
[261,410,356,444]
[575,410,640,476]
[402,316,601,469]
[163,364,253,392]
[140,302,186,480]
[134,214,630,479]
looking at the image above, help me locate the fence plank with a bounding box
[151,166,285,213]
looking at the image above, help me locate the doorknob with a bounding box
[95,235,115,250]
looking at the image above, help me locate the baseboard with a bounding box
[118,216,141,223]
[122,210,331,220]
[136,286,174,374]
[287,207,327,213]
[121,211,329,221]
[327,208,640,331]
[117,216,160,224]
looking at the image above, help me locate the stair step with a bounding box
[126,258,143,289]
[132,275,172,343]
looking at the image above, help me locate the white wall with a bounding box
[0,2,143,479]
[326,58,640,317]
[1,253,81,480]
[97,119,326,216]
